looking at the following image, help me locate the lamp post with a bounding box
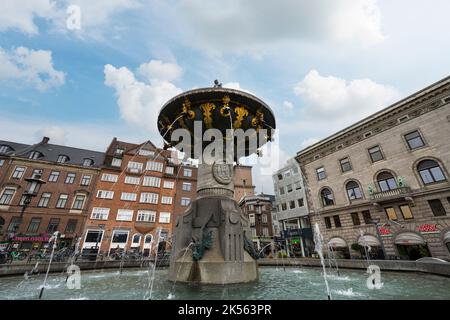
[368,218,387,260]
[7,175,46,252]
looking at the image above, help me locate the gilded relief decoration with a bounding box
[182,98,196,120]
[200,103,216,129]
[233,106,248,129]
[251,109,264,131]
[220,95,231,117]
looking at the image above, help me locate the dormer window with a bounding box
[0,145,13,154]
[57,155,69,163]
[29,151,43,160]
[83,158,94,167]
[115,148,124,155]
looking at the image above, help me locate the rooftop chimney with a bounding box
[41,137,50,144]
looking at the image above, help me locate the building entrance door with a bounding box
[396,244,431,260]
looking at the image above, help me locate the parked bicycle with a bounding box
[6,250,27,263]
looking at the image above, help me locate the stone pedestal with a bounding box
[168,161,258,284]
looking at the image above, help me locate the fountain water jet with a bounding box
[313,223,332,300]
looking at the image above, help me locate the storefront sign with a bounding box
[13,235,50,242]
[418,224,439,233]
[379,227,391,236]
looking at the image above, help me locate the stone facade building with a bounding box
[0,137,104,252]
[272,158,313,257]
[296,76,450,261]
[239,193,274,253]
[81,138,197,256]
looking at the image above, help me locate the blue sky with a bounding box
[1,0,450,190]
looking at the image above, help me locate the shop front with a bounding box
[395,232,431,260]
[327,237,350,259]
[357,234,385,259]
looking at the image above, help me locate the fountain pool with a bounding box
[1,267,450,300]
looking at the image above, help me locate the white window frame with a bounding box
[101,173,118,183]
[97,190,114,199]
[0,187,16,205]
[111,158,122,167]
[91,207,110,220]
[71,193,86,210]
[131,233,142,247]
[11,166,26,179]
[120,192,137,202]
[140,192,159,204]
[124,176,140,185]
[161,196,173,205]
[82,229,104,249]
[116,209,134,221]
[159,212,171,224]
[184,168,192,177]
[128,161,144,173]
[109,230,129,250]
[80,175,92,186]
[146,161,163,172]
[142,176,161,187]
[181,197,191,206]
[163,180,175,189]
[137,210,156,222]
[182,182,192,191]
[165,166,174,174]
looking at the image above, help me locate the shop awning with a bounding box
[328,237,347,248]
[444,231,450,243]
[358,235,380,247]
[394,232,425,245]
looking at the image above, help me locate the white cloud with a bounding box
[0,0,58,35]
[293,70,400,127]
[34,126,67,145]
[177,0,385,54]
[0,46,65,91]
[104,60,183,136]
[137,60,182,82]
[282,101,294,110]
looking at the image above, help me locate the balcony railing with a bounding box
[370,186,411,201]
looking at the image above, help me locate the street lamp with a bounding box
[8,175,46,251]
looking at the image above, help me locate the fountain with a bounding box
[157,83,275,284]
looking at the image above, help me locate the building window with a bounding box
[251,228,257,238]
[0,188,16,205]
[346,181,363,200]
[262,227,269,237]
[142,176,161,187]
[295,181,302,190]
[83,158,94,167]
[12,166,26,179]
[316,167,326,180]
[29,151,43,160]
[333,215,341,228]
[428,199,446,217]
[80,175,91,186]
[65,219,77,233]
[159,212,171,224]
[292,166,299,174]
[37,192,51,208]
[385,207,398,220]
[368,146,384,163]
[115,148,124,155]
[184,169,192,177]
[27,218,41,233]
[111,231,128,244]
[137,210,156,222]
[47,218,60,233]
[262,214,268,223]
[84,230,104,244]
[124,176,140,185]
[404,131,425,150]
[181,197,191,206]
[91,207,110,220]
[101,173,118,182]
[111,158,122,167]
[144,234,153,245]
[120,192,137,201]
[281,203,287,211]
[48,171,60,182]
[287,184,293,193]
[72,194,86,210]
[249,214,255,226]
[140,192,159,204]
[65,173,76,184]
[0,159,4,166]
[146,161,163,172]
[161,196,173,205]
[128,161,144,173]
[321,188,334,206]
[417,160,446,185]
[298,198,304,207]
[57,155,69,164]
[165,166,174,174]
[182,182,192,191]
[139,149,154,157]
[351,212,360,226]
[277,174,283,180]
[339,157,352,173]
[377,172,397,192]
[279,187,285,195]
[131,234,142,247]
[289,200,295,209]
[116,209,133,221]
[97,190,114,199]
[324,217,332,229]
[399,205,414,220]
[0,145,12,154]
[163,181,175,189]
[56,194,68,208]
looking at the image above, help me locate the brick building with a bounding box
[296,76,450,261]
[80,138,197,256]
[234,165,255,202]
[0,137,104,252]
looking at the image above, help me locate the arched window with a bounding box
[29,151,43,160]
[417,160,446,184]
[0,145,13,154]
[346,181,363,200]
[131,234,142,247]
[144,234,153,245]
[57,154,70,164]
[321,188,334,206]
[377,172,397,192]
[83,158,94,167]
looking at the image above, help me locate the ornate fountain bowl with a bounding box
[157,87,276,160]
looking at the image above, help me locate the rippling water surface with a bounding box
[1,267,449,300]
